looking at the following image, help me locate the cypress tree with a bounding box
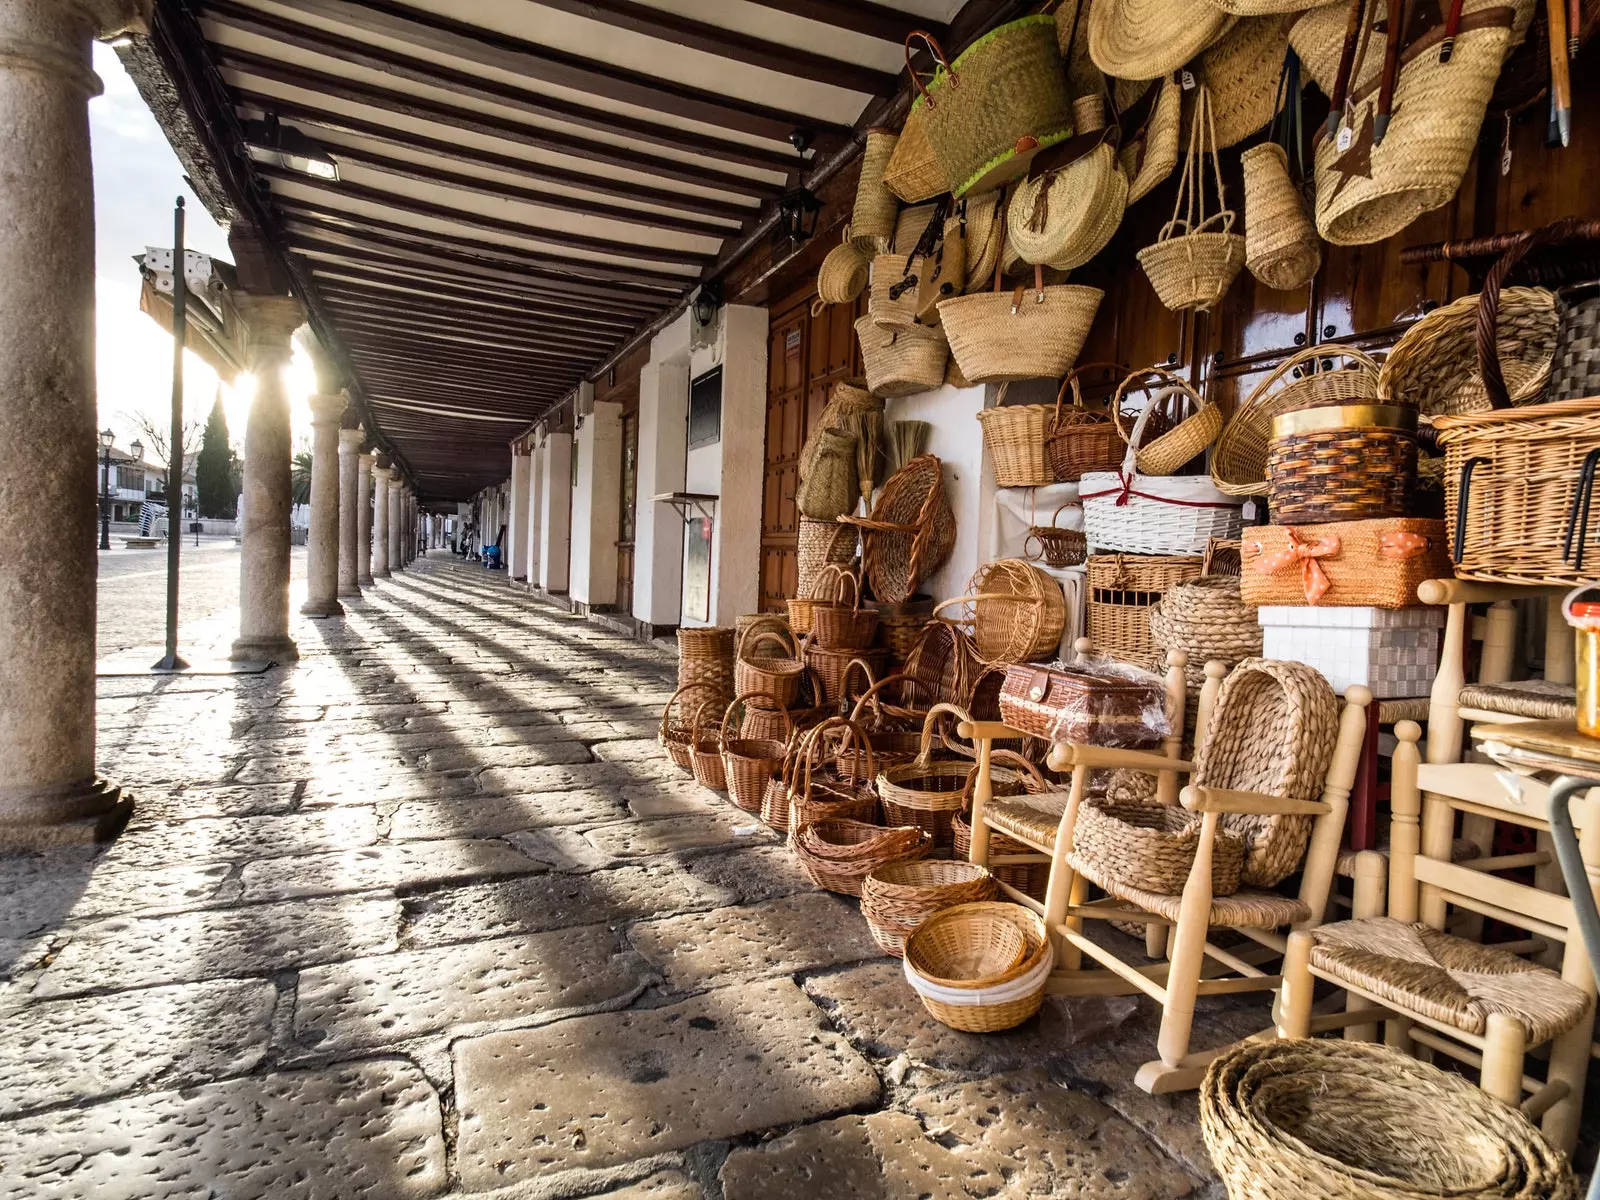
[196,396,235,519]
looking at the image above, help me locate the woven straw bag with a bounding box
[855,314,947,398]
[892,202,939,257]
[852,129,900,252]
[1292,0,1526,246]
[796,516,856,599]
[1138,85,1246,312]
[869,253,924,331]
[1212,344,1380,497]
[904,19,1074,199]
[1046,362,1125,481]
[1198,16,1288,150]
[1377,286,1557,416]
[1112,365,1223,476]
[883,100,946,204]
[939,219,1103,384]
[1007,96,1128,272]
[811,230,872,317]
[795,427,858,521]
[957,190,1006,294]
[1242,51,1319,291]
[975,386,1053,489]
[1121,73,1182,204]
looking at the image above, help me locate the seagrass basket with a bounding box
[1148,575,1262,689]
[1241,142,1318,292]
[1073,798,1246,896]
[903,903,1053,1032]
[792,819,932,897]
[939,263,1104,384]
[813,233,871,315]
[863,859,999,957]
[883,100,945,203]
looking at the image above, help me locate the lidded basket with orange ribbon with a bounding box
[1239,518,1453,608]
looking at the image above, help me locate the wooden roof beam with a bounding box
[741,0,950,44]
[311,272,640,333]
[321,293,624,350]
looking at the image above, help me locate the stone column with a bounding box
[230,294,304,661]
[357,452,374,585]
[507,444,531,580]
[0,0,150,848]
[338,426,363,597]
[389,482,405,572]
[300,391,345,618]
[371,461,391,578]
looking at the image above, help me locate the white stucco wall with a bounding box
[526,438,544,583]
[539,431,572,593]
[571,399,622,608]
[634,337,689,627]
[506,449,531,580]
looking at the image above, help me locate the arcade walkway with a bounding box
[0,554,1214,1199]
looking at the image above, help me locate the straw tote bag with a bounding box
[883,100,945,204]
[1242,50,1320,291]
[1136,84,1246,312]
[1007,95,1129,272]
[1290,0,1529,246]
[1121,73,1182,204]
[904,19,1074,199]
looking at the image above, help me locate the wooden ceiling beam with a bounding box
[312,273,639,333]
[264,173,710,271]
[342,326,597,368]
[352,354,564,390]
[322,293,623,350]
[230,88,753,223]
[282,0,848,143]
[358,379,556,411]
[204,6,809,175]
[526,0,897,94]
[740,0,950,44]
[336,315,605,363]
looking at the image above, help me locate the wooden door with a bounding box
[616,409,637,615]
[759,286,865,611]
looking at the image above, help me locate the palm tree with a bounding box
[291,451,313,506]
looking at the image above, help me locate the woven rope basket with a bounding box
[1148,575,1262,688]
[852,129,900,252]
[1242,142,1320,291]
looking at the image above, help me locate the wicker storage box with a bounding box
[997,660,1168,747]
[1239,518,1451,608]
[1266,403,1417,525]
[1087,553,1204,665]
[1258,606,1444,699]
[1073,798,1246,896]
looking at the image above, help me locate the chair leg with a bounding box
[1278,931,1314,1039]
[1383,1015,1414,1055]
[1346,851,1387,1042]
[1540,1019,1591,1155]
[1480,1012,1527,1111]
[1041,765,1088,969]
[1155,813,1219,1071]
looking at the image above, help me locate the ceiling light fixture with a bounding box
[242,114,340,181]
[775,187,821,249]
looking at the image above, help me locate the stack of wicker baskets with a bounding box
[791,819,931,897]
[676,627,735,712]
[902,902,1053,1032]
[1148,575,1261,688]
[862,860,998,957]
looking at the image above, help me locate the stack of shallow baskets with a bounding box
[902,902,1054,1032]
[862,860,998,956]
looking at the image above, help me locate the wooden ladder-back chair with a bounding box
[1278,720,1598,1155]
[963,654,1371,1094]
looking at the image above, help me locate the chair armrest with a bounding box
[1047,744,1195,773]
[1180,785,1331,817]
[956,720,1028,741]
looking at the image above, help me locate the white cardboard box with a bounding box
[1258,606,1444,699]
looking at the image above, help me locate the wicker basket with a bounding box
[1267,404,1417,524]
[934,559,1068,665]
[856,314,948,398]
[852,128,900,252]
[813,233,872,315]
[975,394,1054,488]
[735,628,806,710]
[783,716,880,826]
[905,903,1027,983]
[1087,553,1205,665]
[688,701,727,791]
[797,515,857,599]
[1202,1039,1577,1200]
[1137,85,1246,312]
[792,819,932,897]
[809,569,878,651]
[903,902,1053,1032]
[899,620,980,715]
[1046,363,1126,482]
[863,859,999,957]
[883,99,945,203]
[1550,279,1600,403]
[1213,345,1382,497]
[805,645,887,711]
[676,627,735,711]
[876,610,930,669]
[720,694,792,814]
[1024,503,1087,568]
[1080,421,1244,557]
[659,682,720,773]
[878,704,1023,851]
[840,454,955,605]
[1377,287,1557,417]
[1240,518,1451,607]
[940,261,1103,384]
[1149,575,1262,688]
[1074,798,1246,896]
[1112,365,1225,478]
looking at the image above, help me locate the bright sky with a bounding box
[89,42,316,460]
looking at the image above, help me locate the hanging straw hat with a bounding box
[1121,73,1182,203]
[1056,3,1155,112]
[1202,0,1331,14]
[1195,16,1289,149]
[1089,0,1236,81]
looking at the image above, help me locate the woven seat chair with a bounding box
[962,653,1371,1095]
[1278,721,1599,1156]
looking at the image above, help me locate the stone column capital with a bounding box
[372,465,392,482]
[235,294,305,370]
[74,0,152,38]
[338,427,365,452]
[358,452,375,469]
[307,391,346,426]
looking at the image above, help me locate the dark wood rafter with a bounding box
[209,38,794,191]
[740,0,950,44]
[263,175,712,271]
[525,0,898,94]
[322,294,625,348]
[313,276,640,334]
[353,358,562,392]
[358,386,558,414]
[229,88,756,223]
[285,0,850,142]
[342,330,599,370]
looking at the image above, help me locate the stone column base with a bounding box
[300,597,345,618]
[0,779,132,851]
[230,635,300,663]
[337,583,363,599]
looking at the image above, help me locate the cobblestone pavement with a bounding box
[1,553,1226,1199]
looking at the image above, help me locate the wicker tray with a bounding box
[840,454,955,605]
[1072,798,1245,896]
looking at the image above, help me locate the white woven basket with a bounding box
[1078,398,1243,554]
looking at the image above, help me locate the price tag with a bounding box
[1242,500,1259,522]
[1180,69,1196,90]
[1335,124,1354,153]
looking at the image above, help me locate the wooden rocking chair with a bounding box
[964,654,1371,1094]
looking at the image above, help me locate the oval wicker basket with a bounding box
[1212,344,1382,497]
[862,859,999,958]
[675,626,735,711]
[687,701,727,791]
[1073,797,1246,896]
[900,618,981,711]
[809,570,880,651]
[1024,503,1087,568]
[1112,366,1224,478]
[904,904,1027,984]
[903,902,1053,1032]
[839,454,955,606]
[1201,1039,1577,1200]
[792,819,932,897]
[934,559,1068,665]
[720,694,792,815]
[877,704,1024,850]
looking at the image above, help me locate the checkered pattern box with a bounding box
[1257,606,1444,699]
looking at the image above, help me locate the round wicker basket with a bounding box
[903,902,1053,1032]
[936,558,1068,665]
[862,859,998,957]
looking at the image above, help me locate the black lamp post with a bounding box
[98,427,115,551]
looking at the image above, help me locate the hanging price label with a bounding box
[1335,124,1354,153]
[1242,500,1259,522]
[1180,69,1196,90]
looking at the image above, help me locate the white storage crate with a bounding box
[1257,606,1444,699]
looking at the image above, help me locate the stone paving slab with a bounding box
[0,1057,445,1200]
[676,846,819,904]
[126,783,299,821]
[416,741,594,773]
[0,859,234,939]
[95,808,379,871]
[452,979,880,1186]
[629,893,881,989]
[300,772,482,807]
[236,838,544,902]
[0,978,276,1118]
[400,864,738,948]
[622,780,724,818]
[34,893,401,996]
[294,922,651,1052]
[582,812,775,858]
[389,790,627,840]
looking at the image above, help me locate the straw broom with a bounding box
[887,420,931,476]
